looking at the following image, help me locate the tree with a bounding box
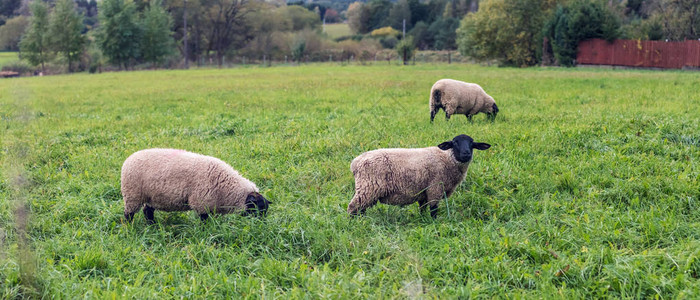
[543,1,620,67]
[347,2,370,34]
[388,0,411,31]
[651,0,700,40]
[429,17,459,50]
[367,0,392,31]
[1,0,21,19]
[141,0,175,67]
[409,21,431,50]
[457,0,557,67]
[284,5,320,31]
[19,1,51,72]
[48,0,86,72]
[0,16,28,51]
[97,0,142,69]
[203,0,253,67]
[396,36,415,65]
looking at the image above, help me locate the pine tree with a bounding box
[141,0,175,68]
[19,1,51,72]
[49,0,86,72]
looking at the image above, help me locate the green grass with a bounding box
[324,23,352,39]
[1,64,699,298]
[0,52,19,68]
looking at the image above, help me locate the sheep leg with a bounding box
[124,211,136,222]
[348,192,378,216]
[143,205,155,224]
[467,115,473,122]
[430,106,440,123]
[444,111,451,121]
[430,203,439,218]
[199,213,209,222]
[418,198,428,214]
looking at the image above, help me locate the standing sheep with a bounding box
[347,134,491,218]
[121,149,271,224]
[430,79,499,122]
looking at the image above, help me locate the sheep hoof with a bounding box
[430,205,438,218]
[124,212,136,223]
[144,206,155,224]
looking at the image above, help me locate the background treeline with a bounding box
[1,0,699,73]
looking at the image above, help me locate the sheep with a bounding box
[430,79,499,122]
[121,148,271,224]
[347,134,491,218]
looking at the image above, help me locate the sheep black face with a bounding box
[487,103,499,121]
[438,134,491,163]
[243,192,271,218]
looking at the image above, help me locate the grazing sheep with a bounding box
[430,79,499,122]
[121,149,271,224]
[347,134,491,218]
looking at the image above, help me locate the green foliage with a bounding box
[284,5,321,31]
[367,0,393,32]
[428,17,459,50]
[1,65,700,298]
[457,0,556,67]
[292,40,305,62]
[347,2,371,34]
[0,0,21,18]
[387,0,411,31]
[0,16,28,51]
[544,1,620,67]
[19,1,51,71]
[395,36,415,64]
[409,21,430,49]
[653,0,700,40]
[96,0,142,69]
[140,0,175,67]
[0,59,31,74]
[0,16,29,51]
[48,0,86,72]
[380,35,398,48]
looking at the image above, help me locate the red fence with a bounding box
[577,38,700,69]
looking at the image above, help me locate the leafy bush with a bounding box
[543,1,620,67]
[380,36,398,49]
[370,26,399,38]
[1,60,35,74]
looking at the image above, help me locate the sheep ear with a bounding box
[437,141,453,150]
[473,143,491,150]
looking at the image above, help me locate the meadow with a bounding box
[323,23,353,39]
[0,64,699,298]
[0,52,19,69]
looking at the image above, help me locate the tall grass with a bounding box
[0,64,698,298]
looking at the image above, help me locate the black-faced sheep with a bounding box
[430,79,499,122]
[347,134,491,218]
[121,149,271,224]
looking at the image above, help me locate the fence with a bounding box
[577,38,700,69]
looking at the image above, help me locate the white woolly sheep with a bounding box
[430,79,499,122]
[121,148,271,223]
[347,134,491,218]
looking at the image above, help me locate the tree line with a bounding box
[1,0,699,72]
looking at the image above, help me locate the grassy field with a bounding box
[0,52,19,68]
[1,64,699,298]
[324,23,353,39]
